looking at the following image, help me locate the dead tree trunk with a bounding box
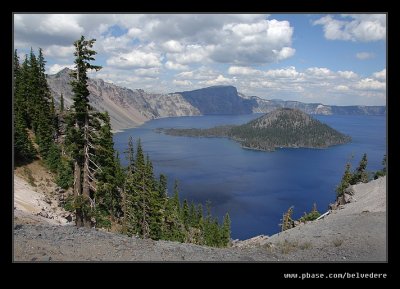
[74,160,83,227]
[82,114,91,227]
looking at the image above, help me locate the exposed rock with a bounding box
[47,68,200,131]
[344,186,356,196]
[47,68,385,132]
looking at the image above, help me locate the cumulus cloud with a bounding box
[334,85,350,91]
[355,78,386,90]
[165,61,189,70]
[228,66,261,76]
[14,14,85,47]
[373,68,386,80]
[200,74,233,86]
[162,40,184,53]
[265,66,301,78]
[173,79,192,86]
[210,19,295,64]
[338,70,358,79]
[356,52,375,60]
[44,45,75,58]
[313,14,386,42]
[134,68,160,77]
[107,50,162,69]
[305,67,334,77]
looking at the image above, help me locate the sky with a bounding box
[14,14,386,106]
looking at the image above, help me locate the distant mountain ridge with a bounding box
[176,86,256,114]
[47,69,386,131]
[47,68,200,131]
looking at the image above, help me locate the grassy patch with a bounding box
[299,241,312,250]
[279,239,299,254]
[23,167,36,187]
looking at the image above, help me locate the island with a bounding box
[156,108,352,151]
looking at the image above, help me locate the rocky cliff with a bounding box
[176,85,256,115]
[47,69,385,131]
[251,96,386,115]
[46,68,200,131]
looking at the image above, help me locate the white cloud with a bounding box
[176,71,194,79]
[200,74,232,86]
[165,61,189,70]
[228,66,260,76]
[211,19,295,64]
[313,14,386,42]
[14,14,85,47]
[274,47,296,61]
[373,68,386,80]
[305,67,333,77]
[355,78,386,90]
[44,45,74,58]
[338,70,358,79]
[173,79,192,86]
[99,34,132,53]
[169,44,210,65]
[265,66,300,78]
[356,52,375,60]
[334,85,350,91]
[162,40,184,53]
[107,50,162,69]
[134,68,160,77]
[47,63,74,74]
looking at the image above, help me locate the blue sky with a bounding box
[14,14,386,105]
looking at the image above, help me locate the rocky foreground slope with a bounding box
[14,166,386,262]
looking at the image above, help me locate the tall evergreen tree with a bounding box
[66,35,102,227]
[374,154,387,179]
[93,112,123,226]
[221,213,231,246]
[14,50,36,163]
[336,162,353,197]
[60,93,64,113]
[158,174,167,198]
[352,153,369,184]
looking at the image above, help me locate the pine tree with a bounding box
[374,154,387,179]
[182,199,189,228]
[161,180,184,242]
[60,93,64,113]
[352,153,369,184]
[221,213,231,246]
[14,115,36,163]
[158,174,167,198]
[188,201,196,227]
[93,112,123,227]
[122,136,136,235]
[14,50,36,163]
[336,162,353,197]
[66,35,102,227]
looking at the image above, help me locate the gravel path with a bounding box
[13,223,279,262]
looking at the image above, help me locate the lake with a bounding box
[113,114,386,240]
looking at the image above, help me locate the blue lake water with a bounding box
[113,114,386,240]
